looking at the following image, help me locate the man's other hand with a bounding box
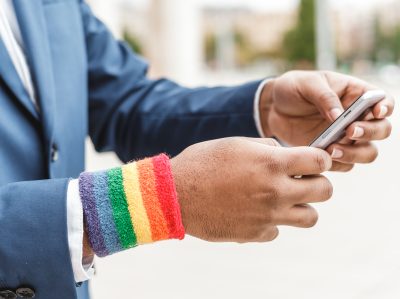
[171,137,333,243]
[260,71,395,172]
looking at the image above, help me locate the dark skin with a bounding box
[172,137,333,242]
[83,71,394,258]
[260,71,394,171]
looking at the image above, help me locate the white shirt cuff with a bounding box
[67,179,95,283]
[253,78,274,138]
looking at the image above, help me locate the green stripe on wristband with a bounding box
[107,167,137,248]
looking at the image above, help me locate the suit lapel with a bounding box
[13,0,56,147]
[0,38,39,119]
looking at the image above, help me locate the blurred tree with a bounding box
[233,29,253,67]
[204,32,217,66]
[372,16,400,64]
[204,29,254,68]
[283,0,316,68]
[123,29,143,55]
[394,27,400,62]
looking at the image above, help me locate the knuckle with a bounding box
[256,204,275,224]
[265,138,281,147]
[265,154,285,174]
[246,226,269,243]
[301,210,319,228]
[260,226,279,242]
[294,208,319,228]
[331,162,354,172]
[321,70,334,77]
[368,126,378,139]
[264,186,281,210]
[384,122,393,138]
[315,177,334,201]
[306,211,319,228]
[246,229,263,242]
[314,152,330,172]
[319,90,337,103]
[345,151,356,163]
[264,208,276,224]
[283,155,296,174]
[342,163,355,172]
[267,227,279,241]
[323,179,334,200]
[369,146,379,163]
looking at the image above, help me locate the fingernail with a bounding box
[352,126,365,138]
[379,105,388,118]
[331,148,344,159]
[329,108,343,121]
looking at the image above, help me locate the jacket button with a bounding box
[75,282,83,288]
[0,290,17,299]
[15,288,35,298]
[50,143,59,162]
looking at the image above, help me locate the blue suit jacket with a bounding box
[0,0,260,298]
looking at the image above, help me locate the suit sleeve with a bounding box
[0,179,78,299]
[79,1,261,162]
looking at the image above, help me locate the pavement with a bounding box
[87,80,400,299]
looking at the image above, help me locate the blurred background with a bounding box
[85,0,400,298]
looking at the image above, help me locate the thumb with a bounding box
[301,76,344,122]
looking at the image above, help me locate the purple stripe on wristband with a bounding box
[79,172,108,256]
[93,171,123,254]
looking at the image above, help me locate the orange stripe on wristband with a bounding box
[121,163,153,244]
[137,158,170,241]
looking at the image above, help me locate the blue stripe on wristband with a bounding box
[93,171,123,255]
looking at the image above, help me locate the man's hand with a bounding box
[260,71,395,172]
[171,137,333,243]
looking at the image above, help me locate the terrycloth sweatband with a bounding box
[79,154,185,257]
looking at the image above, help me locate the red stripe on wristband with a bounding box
[152,154,185,240]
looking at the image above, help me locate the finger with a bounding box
[255,226,280,243]
[327,142,378,164]
[371,95,395,119]
[282,147,332,176]
[346,119,392,141]
[300,73,344,122]
[324,72,377,108]
[320,73,394,120]
[275,204,319,228]
[329,161,355,172]
[287,175,333,204]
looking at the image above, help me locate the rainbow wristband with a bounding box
[79,154,185,257]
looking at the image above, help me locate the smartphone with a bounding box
[309,90,386,149]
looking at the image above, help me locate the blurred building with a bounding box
[87,0,400,79]
[87,0,123,37]
[334,7,375,61]
[377,0,400,31]
[203,7,297,69]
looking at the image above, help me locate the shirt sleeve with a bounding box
[253,78,274,138]
[67,179,95,283]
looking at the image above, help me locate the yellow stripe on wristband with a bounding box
[122,163,153,244]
